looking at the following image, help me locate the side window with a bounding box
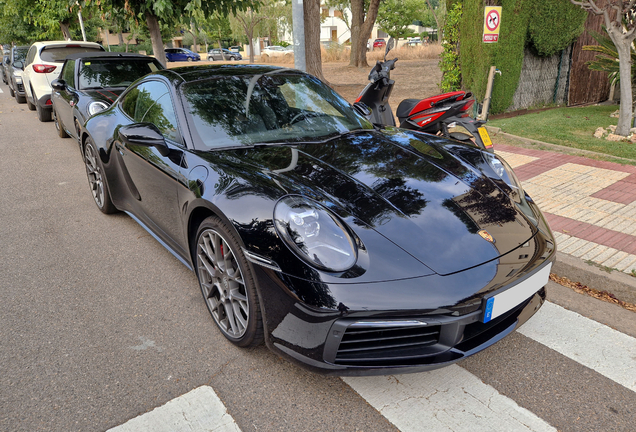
[62,60,75,87]
[121,85,140,119]
[25,46,36,66]
[124,81,180,143]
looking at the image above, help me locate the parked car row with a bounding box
[1,41,162,131]
[0,44,556,376]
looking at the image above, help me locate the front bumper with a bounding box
[252,228,555,376]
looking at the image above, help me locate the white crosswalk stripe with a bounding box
[517,301,636,392]
[107,386,241,432]
[108,300,635,431]
[343,365,555,432]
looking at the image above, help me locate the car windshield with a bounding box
[79,59,161,89]
[14,48,27,63]
[41,46,104,63]
[182,72,373,150]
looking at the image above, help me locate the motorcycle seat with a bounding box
[396,99,421,119]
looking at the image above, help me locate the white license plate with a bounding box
[483,263,552,323]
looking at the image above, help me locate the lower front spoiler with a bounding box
[269,287,546,376]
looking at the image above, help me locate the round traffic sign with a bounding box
[486,10,500,32]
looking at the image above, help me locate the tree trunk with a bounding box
[614,39,633,135]
[425,0,443,41]
[247,30,255,63]
[349,0,380,68]
[146,13,166,67]
[304,0,326,82]
[218,39,226,60]
[60,22,72,41]
[190,21,198,53]
[349,0,363,67]
[357,1,380,67]
[118,30,124,46]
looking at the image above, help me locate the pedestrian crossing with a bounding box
[108,299,636,432]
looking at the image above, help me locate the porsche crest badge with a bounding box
[478,229,495,243]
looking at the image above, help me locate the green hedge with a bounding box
[456,0,586,113]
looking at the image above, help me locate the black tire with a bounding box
[195,216,263,348]
[26,90,36,111]
[187,57,193,62]
[83,137,117,214]
[14,91,25,104]
[36,102,52,122]
[208,56,214,61]
[53,108,69,138]
[9,86,14,97]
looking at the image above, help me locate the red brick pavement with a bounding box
[496,144,636,255]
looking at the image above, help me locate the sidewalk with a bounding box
[491,140,636,303]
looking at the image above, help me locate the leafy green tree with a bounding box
[571,0,636,136]
[377,0,422,41]
[108,0,257,67]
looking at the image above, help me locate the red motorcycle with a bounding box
[353,38,494,152]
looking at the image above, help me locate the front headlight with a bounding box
[483,152,523,203]
[274,196,358,272]
[88,101,109,116]
[483,152,538,225]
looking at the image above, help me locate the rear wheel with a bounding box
[195,216,263,347]
[26,88,36,111]
[83,138,117,214]
[53,108,69,138]
[36,102,52,122]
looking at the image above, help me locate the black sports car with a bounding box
[80,65,555,375]
[50,52,163,142]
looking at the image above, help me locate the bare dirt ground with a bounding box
[322,58,442,106]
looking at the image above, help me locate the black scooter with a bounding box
[353,38,494,152]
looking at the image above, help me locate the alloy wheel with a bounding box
[84,144,104,208]
[197,228,249,339]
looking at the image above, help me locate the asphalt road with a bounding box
[0,83,634,432]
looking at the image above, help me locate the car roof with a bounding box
[64,52,157,61]
[156,64,299,84]
[33,41,103,49]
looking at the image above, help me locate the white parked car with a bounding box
[22,41,105,122]
[261,45,293,59]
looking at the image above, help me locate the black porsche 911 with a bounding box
[80,64,555,375]
[50,52,163,142]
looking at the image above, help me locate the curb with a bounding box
[485,126,636,166]
[551,252,636,305]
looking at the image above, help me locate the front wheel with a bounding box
[83,138,117,214]
[53,108,69,138]
[195,216,263,347]
[187,57,193,62]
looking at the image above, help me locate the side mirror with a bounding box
[51,79,66,91]
[13,60,23,69]
[353,102,372,119]
[118,123,170,157]
[385,37,395,60]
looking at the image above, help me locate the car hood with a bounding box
[201,129,537,275]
